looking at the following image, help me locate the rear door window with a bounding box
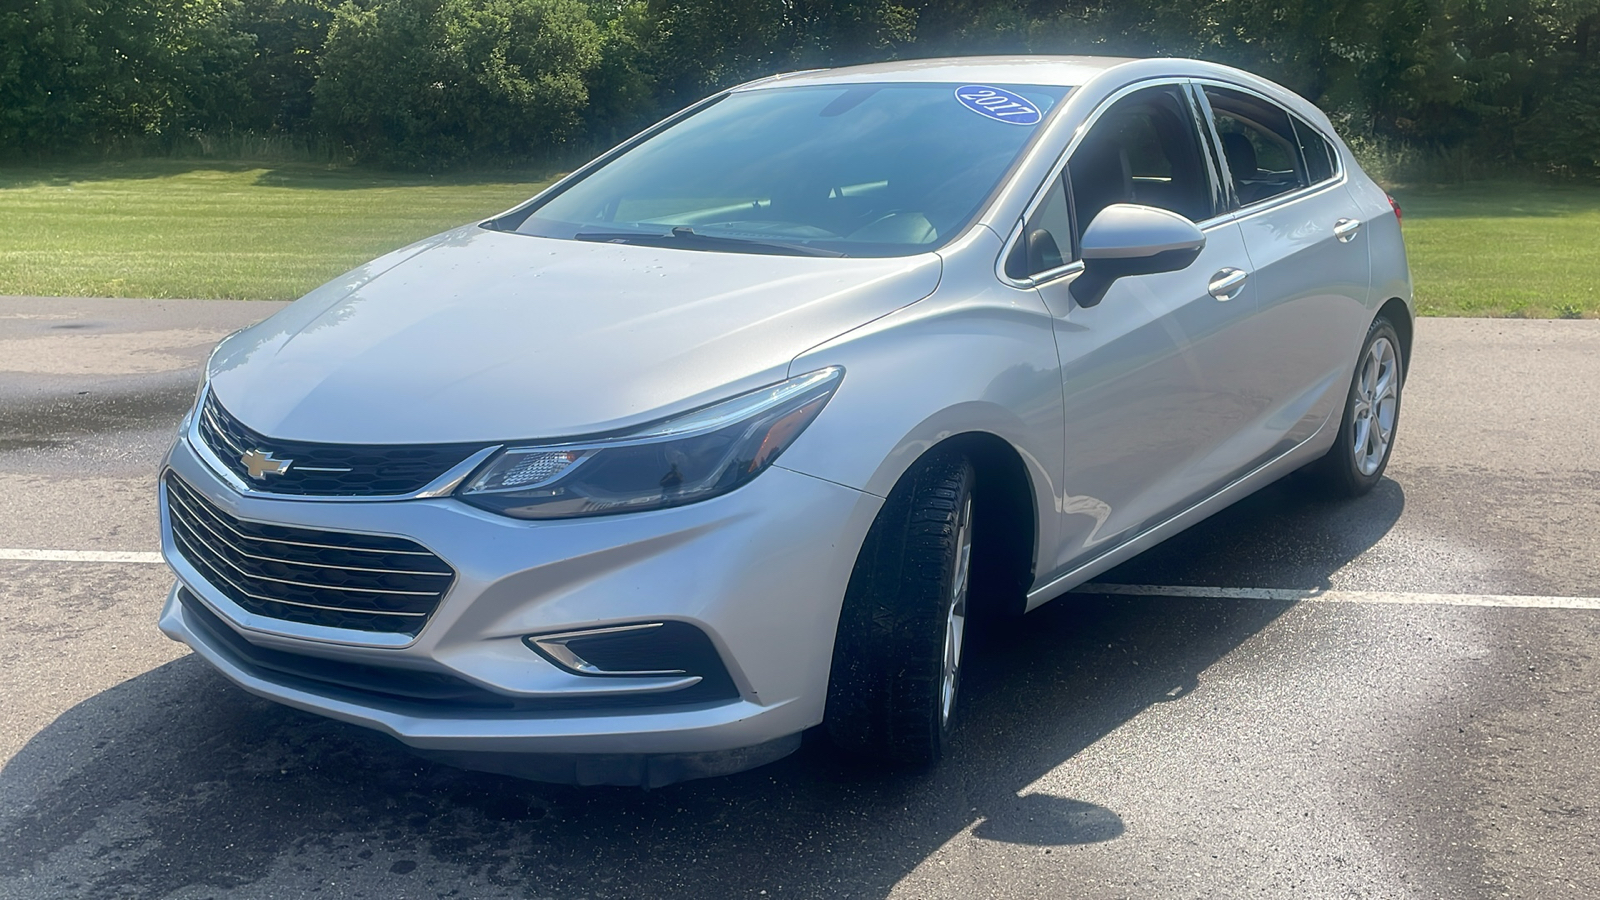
[1202,86,1308,206]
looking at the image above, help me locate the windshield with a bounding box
[509,82,1070,258]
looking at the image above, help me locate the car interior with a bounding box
[1069,88,1216,230]
[1010,85,1217,277]
[1203,86,1309,204]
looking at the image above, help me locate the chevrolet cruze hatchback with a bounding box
[158,56,1412,786]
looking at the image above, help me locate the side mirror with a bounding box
[1070,204,1206,308]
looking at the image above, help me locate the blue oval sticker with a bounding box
[955,85,1042,125]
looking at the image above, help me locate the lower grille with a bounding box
[177,590,739,712]
[164,473,454,636]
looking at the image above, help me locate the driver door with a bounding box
[1016,83,1263,578]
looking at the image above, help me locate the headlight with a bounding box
[457,367,842,519]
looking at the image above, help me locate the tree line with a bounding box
[3,0,1598,173]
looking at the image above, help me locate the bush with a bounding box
[1518,65,1600,177]
[235,0,339,134]
[314,0,602,168]
[0,0,254,154]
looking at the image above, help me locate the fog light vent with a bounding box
[525,622,738,698]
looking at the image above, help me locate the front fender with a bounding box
[778,228,1065,581]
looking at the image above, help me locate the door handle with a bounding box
[1208,267,1248,301]
[1334,218,1362,242]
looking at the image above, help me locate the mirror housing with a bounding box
[1070,204,1206,308]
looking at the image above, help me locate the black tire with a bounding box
[825,451,976,765]
[1303,315,1405,498]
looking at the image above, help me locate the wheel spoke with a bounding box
[1353,416,1372,463]
[1374,366,1396,404]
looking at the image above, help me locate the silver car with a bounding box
[157,56,1412,786]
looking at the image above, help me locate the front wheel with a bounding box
[825,452,975,765]
[1303,316,1404,497]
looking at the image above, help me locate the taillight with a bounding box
[1387,194,1402,221]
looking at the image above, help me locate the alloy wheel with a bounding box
[1351,335,1399,476]
[940,494,973,726]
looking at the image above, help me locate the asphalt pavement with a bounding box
[1,295,1597,899]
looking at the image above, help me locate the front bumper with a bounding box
[159,432,882,782]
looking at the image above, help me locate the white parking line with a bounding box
[0,548,165,564]
[1075,582,1600,611]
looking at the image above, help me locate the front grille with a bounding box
[197,391,483,496]
[164,473,455,636]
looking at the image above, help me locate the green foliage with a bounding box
[314,0,602,167]
[1517,63,1600,175]
[639,0,917,107]
[0,0,254,152]
[235,0,339,134]
[582,2,657,145]
[2,0,1599,172]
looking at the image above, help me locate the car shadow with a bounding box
[1097,473,1407,590]
[0,477,1405,899]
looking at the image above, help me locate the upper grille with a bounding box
[197,391,484,496]
[164,473,455,636]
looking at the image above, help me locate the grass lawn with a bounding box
[1393,181,1600,318]
[0,160,1595,316]
[0,160,553,301]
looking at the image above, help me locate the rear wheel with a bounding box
[1303,316,1404,497]
[825,452,975,765]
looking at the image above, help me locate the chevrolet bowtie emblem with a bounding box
[240,448,293,480]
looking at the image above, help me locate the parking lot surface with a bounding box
[1,296,1597,899]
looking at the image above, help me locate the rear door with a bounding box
[1009,83,1263,578]
[1197,83,1373,453]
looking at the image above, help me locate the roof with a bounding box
[735,56,1139,91]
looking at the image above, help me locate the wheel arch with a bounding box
[813,430,1042,627]
[932,432,1037,620]
[1377,296,1413,374]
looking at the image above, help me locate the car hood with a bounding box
[208,227,942,444]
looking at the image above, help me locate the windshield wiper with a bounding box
[574,226,845,258]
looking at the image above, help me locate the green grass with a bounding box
[0,161,1596,316]
[1393,181,1600,318]
[0,160,554,300]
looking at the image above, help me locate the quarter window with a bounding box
[1293,116,1337,184]
[1005,174,1072,279]
[1203,86,1307,206]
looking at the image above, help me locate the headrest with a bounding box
[1071,134,1132,227]
[1221,132,1257,179]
